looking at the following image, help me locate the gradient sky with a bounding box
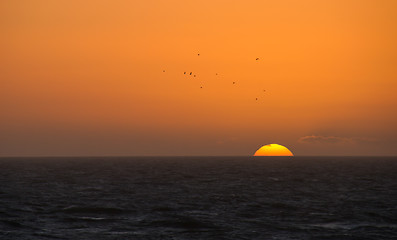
[1,0,396,156]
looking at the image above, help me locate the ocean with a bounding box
[0,157,396,240]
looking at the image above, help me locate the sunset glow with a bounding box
[0,0,396,156]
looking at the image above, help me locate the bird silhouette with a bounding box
[256,58,259,60]
[184,72,186,74]
[198,53,200,56]
[190,72,192,75]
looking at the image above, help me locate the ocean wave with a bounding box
[58,206,130,215]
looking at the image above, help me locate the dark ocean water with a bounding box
[0,157,396,240]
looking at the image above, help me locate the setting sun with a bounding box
[254,144,294,156]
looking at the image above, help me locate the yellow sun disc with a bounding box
[254,144,294,156]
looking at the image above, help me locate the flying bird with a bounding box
[256,58,259,60]
[190,72,192,75]
[184,72,186,74]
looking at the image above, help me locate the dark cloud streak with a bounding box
[298,135,379,144]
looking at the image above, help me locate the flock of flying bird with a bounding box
[163,53,266,100]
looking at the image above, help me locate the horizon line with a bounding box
[0,155,396,158]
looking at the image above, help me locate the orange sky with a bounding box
[1,0,396,156]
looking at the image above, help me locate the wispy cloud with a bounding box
[298,135,379,144]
